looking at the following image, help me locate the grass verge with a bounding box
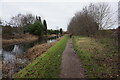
[72,36,119,78]
[13,35,68,78]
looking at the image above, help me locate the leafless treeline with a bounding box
[68,3,116,36]
[9,13,36,27]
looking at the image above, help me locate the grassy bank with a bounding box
[19,36,62,61]
[3,38,61,77]
[13,35,68,78]
[72,36,119,78]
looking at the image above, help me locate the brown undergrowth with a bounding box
[2,34,38,46]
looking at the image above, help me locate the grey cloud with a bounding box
[1,2,118,31]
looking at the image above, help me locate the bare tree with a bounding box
[87,3,115,29]
[68,7,99,36]
[68,2,115,36]
[10,13,23,27]
[21,13,35,27]
[10,13,35,27]
[9,13,35,34]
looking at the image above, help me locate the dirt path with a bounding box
[60,38,85,78]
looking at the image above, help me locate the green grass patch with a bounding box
[13,35,68,78]
[72,36,119,78]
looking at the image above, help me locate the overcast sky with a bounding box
[0,0,119,31]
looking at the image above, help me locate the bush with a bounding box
[2,26,13,35]
[25,20,43,35]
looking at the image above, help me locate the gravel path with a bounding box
[60,38,85,78]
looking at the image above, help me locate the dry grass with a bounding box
[73,36,119,78]
[47,34,57,38]
[23,42,55,60]
[2,34,38,46]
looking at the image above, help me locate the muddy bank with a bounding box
[2,34,39,46]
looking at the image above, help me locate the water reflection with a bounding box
[47,39,56,43]
[2,37,56,78]
[12,45,23,54]
[3,51,15,64]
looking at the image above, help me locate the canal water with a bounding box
[1,37,57,78]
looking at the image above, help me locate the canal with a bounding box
[1,36,57,78]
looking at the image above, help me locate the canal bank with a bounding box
[2,35,62,78]
[13,35,68,78]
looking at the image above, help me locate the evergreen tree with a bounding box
[60,28,63,35]
[43,20,47,35]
